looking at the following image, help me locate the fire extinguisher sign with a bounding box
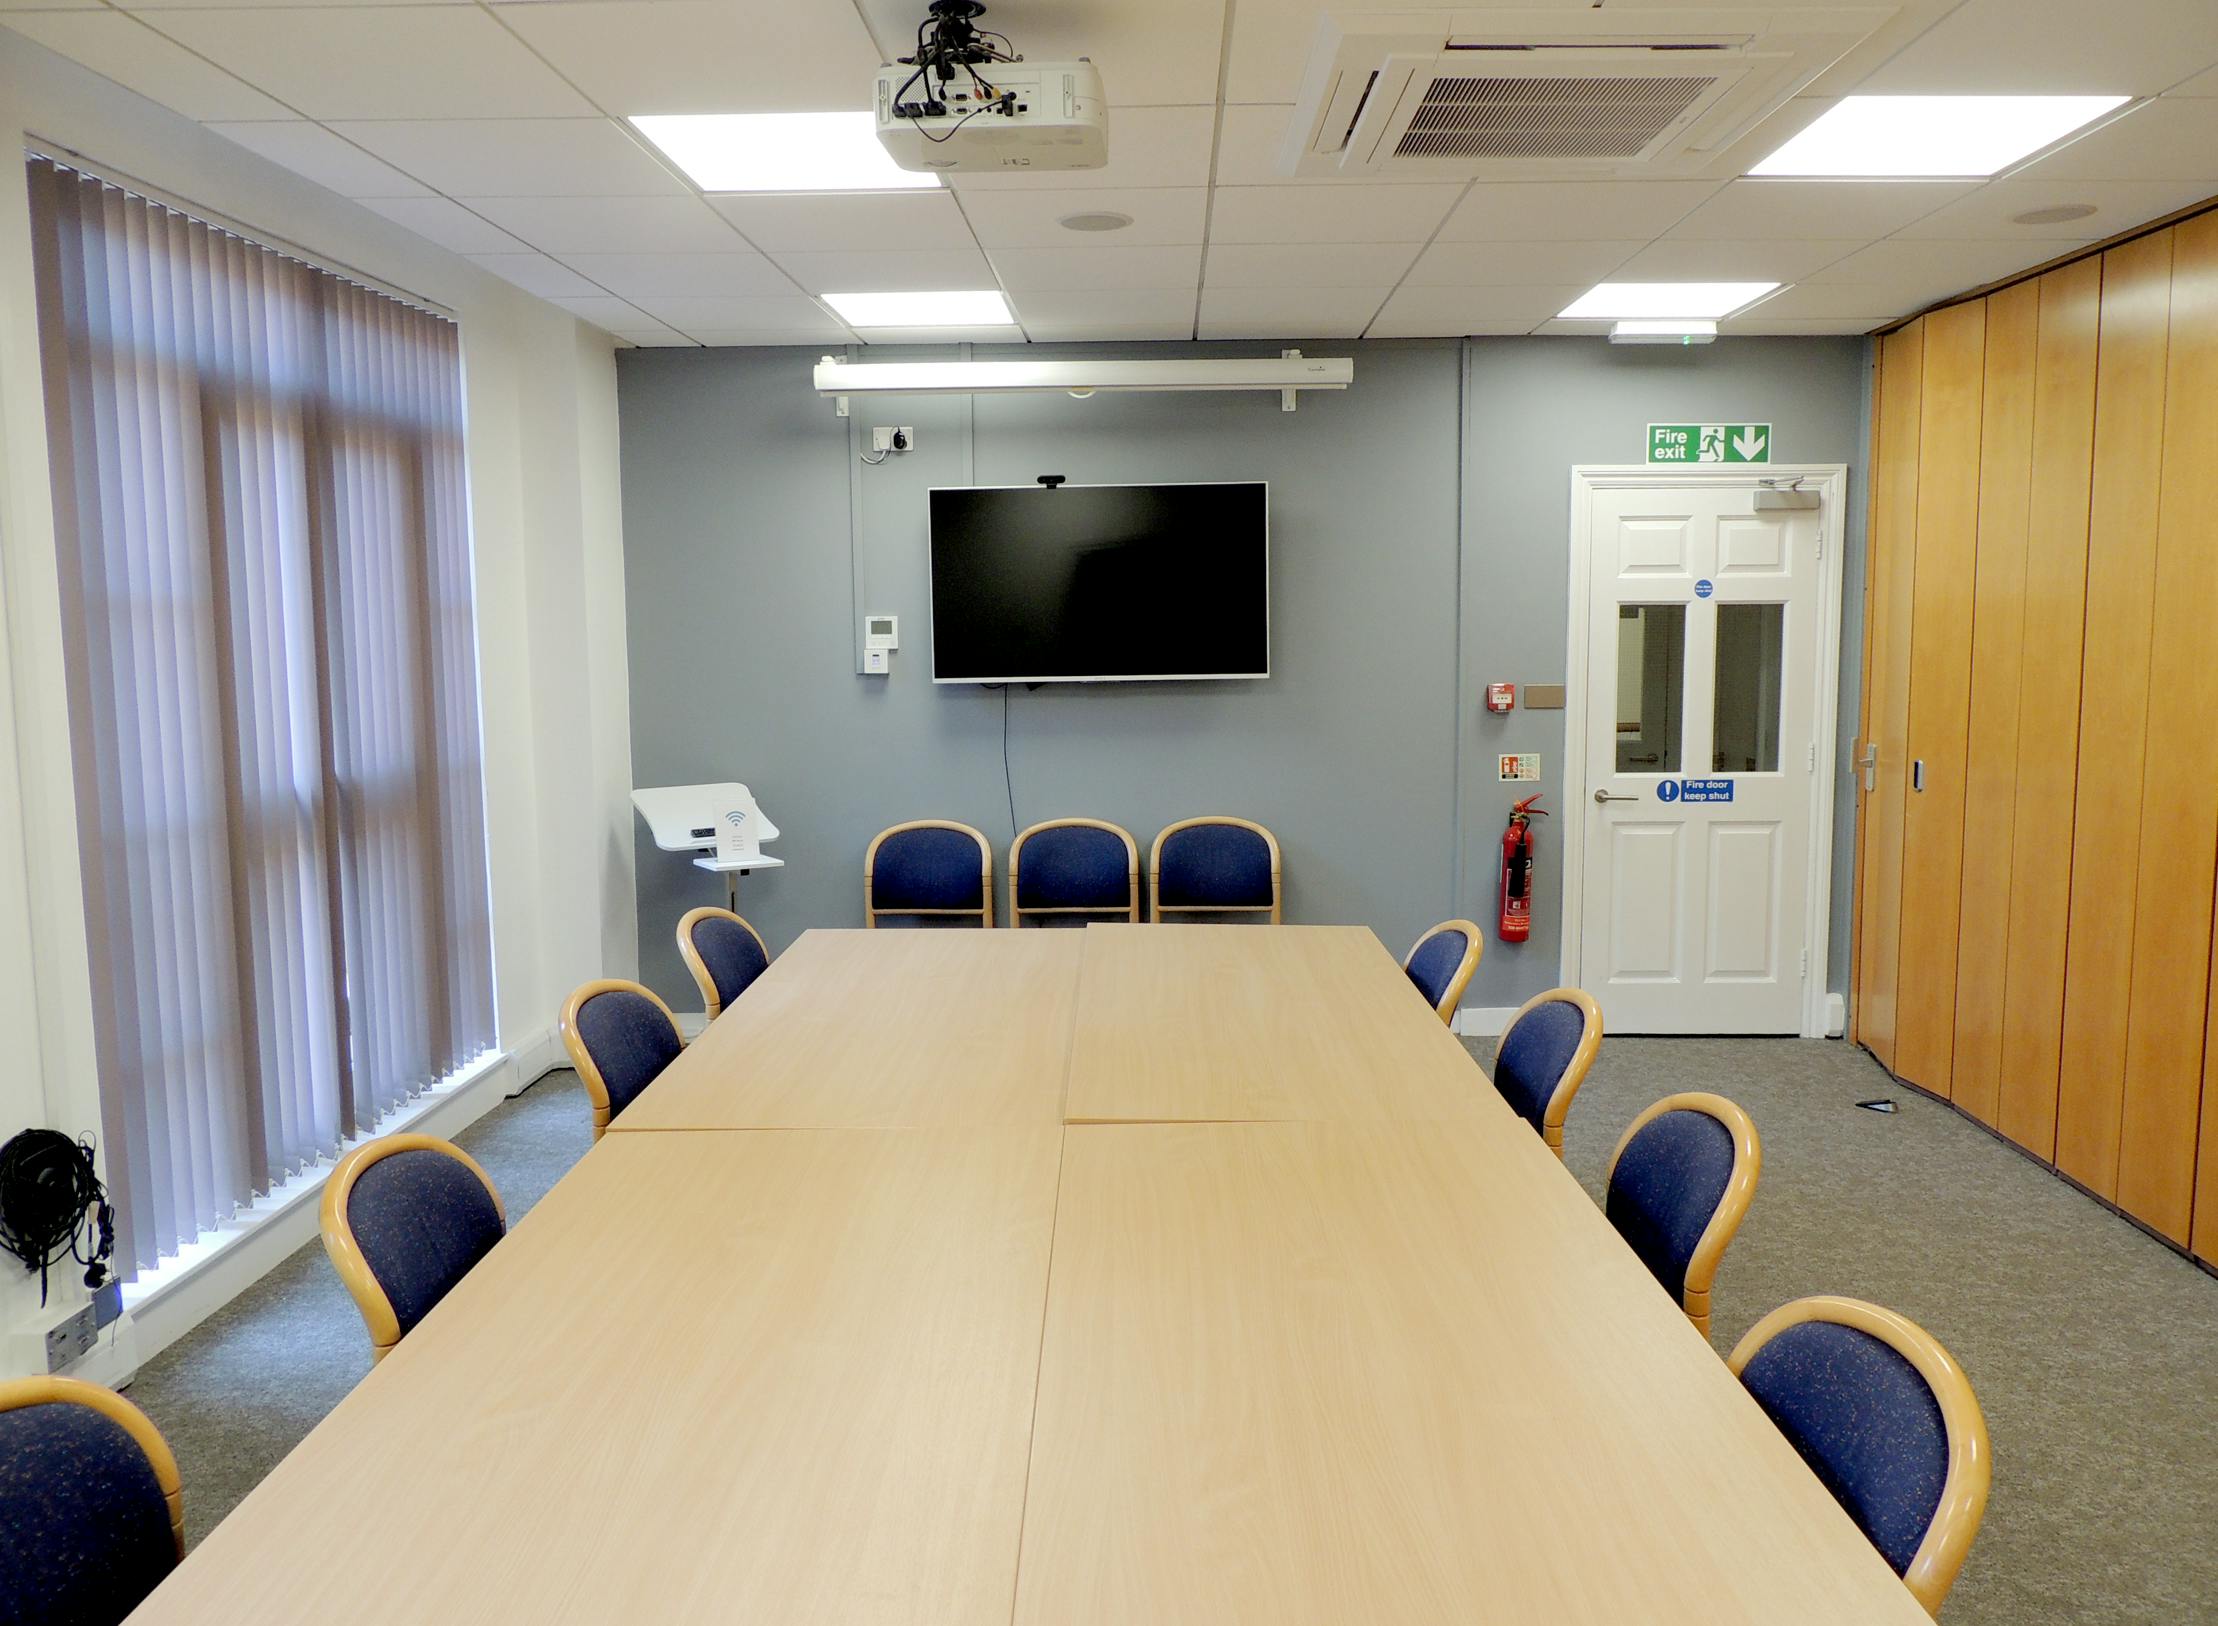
[1658,778,1735,803]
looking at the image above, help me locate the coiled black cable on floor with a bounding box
[0,1128,112,1305]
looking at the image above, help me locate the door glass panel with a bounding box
[1615,604,1684,773]
[1713,602,1784,771]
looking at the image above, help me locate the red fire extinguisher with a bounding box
[1499,794,1546,943]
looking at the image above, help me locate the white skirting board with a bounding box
[1452,1008,1518,1040]
[107,1030,563,1378]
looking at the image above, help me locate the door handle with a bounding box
[1594,789,1640,804]
[1858,741,1878,793]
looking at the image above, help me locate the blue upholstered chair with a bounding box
[865,820,995,928]
[1604,1092,1760,1338]
[1487,987,1603,1157]
[677,906,771,1018]
[1402,919,1483,1025]
[1010,819,1140,926]
[0,1376,182,1625]
[320,1135,506,1365]
[1729,1297,1991,1615]
[559,979,687,1138]
[1149,817,1281,923]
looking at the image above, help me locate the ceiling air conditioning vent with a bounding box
[1395,74,1721,161]
[1279,8,1892,180]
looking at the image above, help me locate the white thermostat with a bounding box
[864,614,899,652]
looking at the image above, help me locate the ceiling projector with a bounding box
[876,0,1107,174]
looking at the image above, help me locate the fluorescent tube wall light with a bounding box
[823,289,1014,327]
[629,112,938,191]
[1560,283,1778,320]
[1750,95,2130,178]
[1610,320,1717,346]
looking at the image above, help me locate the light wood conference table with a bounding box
[1065,923,1485,1122]
[613,926,1082,1128]
[128,924,1929,1626]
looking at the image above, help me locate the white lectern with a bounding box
[630,783,783,913]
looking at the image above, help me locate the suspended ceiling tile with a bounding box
[2015,98,2218,182]
[985,243,1201,291]
[771,247,997,295]
[1401,239,1645,287]
[330,119,688,197]
[955,187,1206,248]
[1365,284,1584,339]
[357,196,531,255]
[3,12,289,120]
[1611,237,1867,282]
[681,329,848,346]
[858,324,1026,345]
[948,107,1216,190]
[1204,241,1423,288]
[1804,237,2088,304]
[1220,0,1436,106]
[553,252,796,299]
[206,120,432,198]
[1208,183,1463,245]
[1892,177,2213,240]
[1736,282,1917,320]
[497,0,881,116]
[465,194,747,254]
[2172,66,2218,96]
[466,252,605,298]
[144,8,595,121]
[1011,287,1197,341]
[1666,179,1977,242]
[853,0,1226,109]
[1195,285,1390,340]
[627,293,846,334]
[547,293,668,332]
[1854,0,2218,96]
[710,190,975,253]
[1722,315,1887,334]
[1436,182,1722,243]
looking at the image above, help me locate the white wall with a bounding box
[0,33,637,1356]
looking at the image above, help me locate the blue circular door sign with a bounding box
[1695,578,1715,599]
[1657,780,1682,803]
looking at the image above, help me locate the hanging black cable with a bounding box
[0,1129,112,1306]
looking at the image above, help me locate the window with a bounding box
[27,156,495,1275]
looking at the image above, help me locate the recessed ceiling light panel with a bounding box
[1560,282,1779,321]
[1750,95,2130,179]
[824,289,1014,328]
[629,113,939,192]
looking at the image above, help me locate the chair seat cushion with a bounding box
[0,1402,175,1625]
[347,1149,505,1338]
[1157,824,1273,909]
[1018,826,1132,913]
[1739,1320,1950,1576]
[1606,1109,1735,1299]
[874,827,986,912]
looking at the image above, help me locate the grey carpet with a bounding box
[117,1044,2218,1623]
[1480,1034,2218,1626]
[120,1068,594,1549]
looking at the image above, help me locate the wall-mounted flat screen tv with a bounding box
[928,481,1270,683]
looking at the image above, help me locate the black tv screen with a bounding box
[928,482,1270,683]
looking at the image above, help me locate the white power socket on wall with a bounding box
[870,426,915,453]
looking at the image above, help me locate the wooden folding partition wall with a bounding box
[1854,209,2218,1264]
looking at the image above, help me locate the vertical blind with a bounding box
[26,156,495,1275]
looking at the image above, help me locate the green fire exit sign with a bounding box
[1647,423,1771,464]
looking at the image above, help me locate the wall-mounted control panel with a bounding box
[863,614,898,676]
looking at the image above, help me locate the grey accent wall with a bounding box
[1455,336,1870,1014]
[616,335,1870,1020]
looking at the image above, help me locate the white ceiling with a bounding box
[7,0,2218,348]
